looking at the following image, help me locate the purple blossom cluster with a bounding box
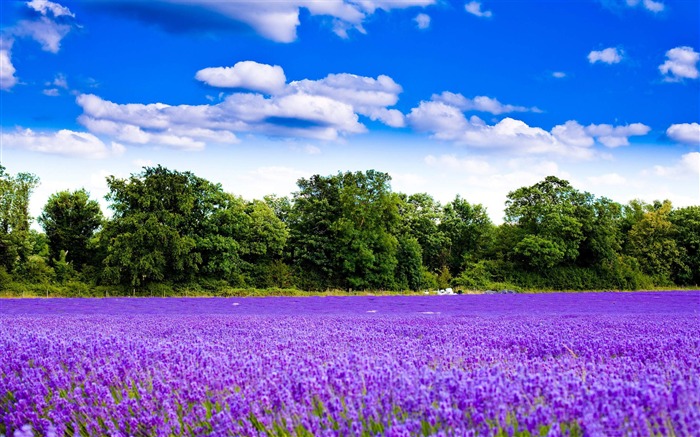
[1,292,699,436]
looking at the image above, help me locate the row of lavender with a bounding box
[1,292,699,436]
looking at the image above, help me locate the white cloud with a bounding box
[290,73,405,127]
[1,127,125,159]
[659,46,699,82]
[27,0,75,18]
[588,47,623,64]
[408,98,650,158]
[77,61,406,147]
[195,61,286,95]
[584,123,650,147]
[432,92,539,115]
[653,152,700,177]
[624,0,665,13]
[465,1,492,18]
[409,101,591,158]
[552,121,595,148]
[667,123,700,145]
[414,13,431,29]
[13,17,72,53]
[1,1,76,90]
[587,173,627,186]
[552,71,566,79]
[49,72,68,89]
[77,94,241,150]
[43,88,60,96]
[0,38,17,91]
[14,2,76,54]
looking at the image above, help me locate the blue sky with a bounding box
[1,0,698,224]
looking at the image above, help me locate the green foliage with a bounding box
[0,165,694,295]
[38,189,103,270]
[627,200,684,282]
[0,166,40,274]
[53,250,77,284]
[16,255,54,284]
[396,192,449,272]
[669,206,700,285]
[454,260,494,289]
[102,167,235,287]
[394,236,423,291]
[439,195,494,275]
[505,176,590,269]
[289,170,400,290]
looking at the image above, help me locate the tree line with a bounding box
[1,164,698,296]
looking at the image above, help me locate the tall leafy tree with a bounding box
[577,197,623,267]
[102,166,224,287]
[627,200,684,282]
[396,192,448,272]
[669,206,700,285]
[38,189,103,270]
[0,166,39,273]
[289,170,400,290]
[439,196,494,275]
[505,176,591,270]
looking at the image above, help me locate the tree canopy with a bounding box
[2,165,697,295]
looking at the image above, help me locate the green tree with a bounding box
[627,200,684,282]
[505,176,590,271]
[670,206,700,285]
[394,235,423,291]
[578,197,623,267]
[102,166,224,287]
[38,189,103,270]
[289,170,400,290]
[439,196,494,275]
[0,166,39,274]
[396,193,448,272]
[240,199,289,287]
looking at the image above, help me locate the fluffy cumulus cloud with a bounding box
[288,73,405,127]
[86,0,434,43]
[659,46,699,82]
[667,123,700,145]
[0,38,17,91]
[432,92,539,115]
[583,122,650,147]
[464,1,492,18]
[408,97,650,158]
[195,61,286,95]
[77,61,405,148]
[0,128,125,159]
[588,47,623,64]
[414,13,431,29]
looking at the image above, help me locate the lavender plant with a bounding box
[1,292,698,436]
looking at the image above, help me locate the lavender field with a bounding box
[1,292,699,436]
